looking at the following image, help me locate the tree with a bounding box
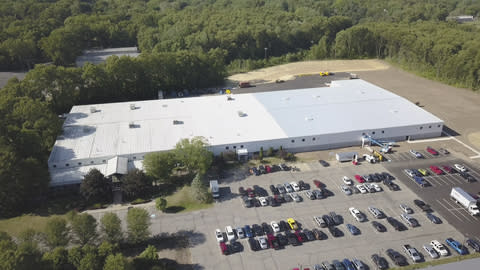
[0,232,16,270]
[139,245,159,260]
[44,217,69,249]
[155,198,167,212]
[126,208,150,244]
[103,253,131,270]
[14,243,43,270]
[121,169,152,200]
[174,137,213,175]
[67,246,83,269]
[134,245,159,269]
[190,173,211,203]
[78,252,101,270]
[259,147,264,160]
[80,169,112,204]
[100,213,123,243]
[42,247,74,270]
[98,241,118,259]
[70,213,97,246]
[143,152,177,184]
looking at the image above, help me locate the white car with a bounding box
[259,197,268,206]
[290,181,300,192]
[454,164,467,172]
[368,206,384,219]
[215,229,224,242]
[423,244,439,259]
[371,183,382,192]
[225,226,235,241]
[270,221,280,232]
[258,236,268,249]
[284,183,294,193]
[356,184,367,194]
[314,216,327,227]
[236,227,245,239]
[343,176,353,185]
[289,192,301,202]
[400,204,413,214]
[430,240,449,256]
[341,184,352,195]
[349,207,366,222]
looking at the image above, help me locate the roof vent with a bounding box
[129,122,136,128]
[130,104,136,110]
[305,116,314,121]
[227,96,234,101]
[173,120,184,125]
[162,104,168,108]
[237,111,247,117]
[90,106,96,113]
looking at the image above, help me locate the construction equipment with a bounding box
[362,135,393,153]
[373,150,384,162]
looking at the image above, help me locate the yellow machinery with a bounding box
[373,150,384,162]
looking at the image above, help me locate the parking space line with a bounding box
[444,174,463,185]
[441,198,477,222]
[465,165,480,178]
[436,199,464,222]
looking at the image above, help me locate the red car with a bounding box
[247,188,255,198]
[442,165,453,173]
[426,147,439,156]
[265,165,272,173]
[294,230,303,243]
[430,165,443,175]
[354,174,365,183]
[313,179,324,188]
[220,242,229,255]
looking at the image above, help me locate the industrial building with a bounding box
[48,79,443,186]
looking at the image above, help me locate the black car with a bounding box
[386,217,405,231]
[375,173,384,181]
[253,185,268,197]
[322,215,335,227]
[297,230,308,242]
[298,180,309,190]
[382,172,394,180]
[248,238,260,251]
[388,182,400,191]
[460,172,476,182]
[283,194,293,202]
[273,195,283,204]
[371,254,389,270]
[413,199,431,212]
[332,260,345,270]
[328,226,342,237]
[426,213,441,224]
[271,164,281,172]
[312,228,327,240]
[252,224,263,236]
[238,187,246,196]
[258,165,266,174]
[466,238,480,252]
[370,174,378,182]
[329,212,342,225]
[276,233,288,246]
[242,196,253,208]
[269,185,279,195]
[250,167,260,176]
[304,229,316,241]
[230,241,243,253]
[286,232,300,246]
[279,163,290,171]
[270,236,281,250]
[262,222,272,234]
[279,220,289,231]
[267,196,279,207]
[371,221,386,232]
[323,188,334,197]
[253,198,261,207]
[386,249,408,266]
[319,160,330,167]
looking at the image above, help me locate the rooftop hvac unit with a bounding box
[90,106,96,113]
[129,122,135,128]
[173,120,184,125]
[237,111,247,117]
[130,104,136,110]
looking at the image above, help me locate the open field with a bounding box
[0,214,64,237]
[164,186,213,213]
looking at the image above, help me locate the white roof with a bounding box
[106,156,128,176]
[49,79,442,165]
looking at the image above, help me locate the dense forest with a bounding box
[1,0,480,219]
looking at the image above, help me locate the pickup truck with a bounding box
[403,244,421,262]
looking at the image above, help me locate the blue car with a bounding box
[244,225,253,238]
[446,238,468,255]
[342,259,355,270]
[346,224,360,235]
[413,176,428,187]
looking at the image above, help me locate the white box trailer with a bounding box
[336,152,358,162]
[209,180,220,199]
[450,187,479,216]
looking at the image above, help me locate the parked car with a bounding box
[249,167,260,176]
[312,228,327,240]
[368,206,385,219]
[286,231,299,246]
[305,190,315,200]
[466,238,480,252]
[220,242,229,255]
[386,248,408,266]
[426,146,439,155]
[371,221,386,232]
[252,224,263,236]
[279,220,289,231]
[346,224,360,235]
[248,238,260,251]
[258,236,268,249]
[400,204,413,214]
[290,181,300,192]
[225,226,236,241]
[230,241,243,253]
[371,183,382,192]
[259,197,268,207]
[330,212,342,225]
[276,233,288,246]
[244,225,253,238]
[382,172,394,180]
[265,165,272,173]
[343,176,353,185]
[409,149,423,158]
[314,216,327,228]
[261,222,272,235]
[294,230,306,242]
[312,189,324,199]
[342,259,356,270]
[386,217,405,231]
[354,175,365,183]
[241,196,253,208]
[247,188,255,198]
[332,260,346,270]
[349,207,366,222]
[215,229,224,242]
[298,180,309,190]
[442,165,454,173]
[279,163,290,171]
[341,184,352,195]
[413,199,431,212]
[446,238,468,255]
[313,179,324,188]
[287,218,298,230]
[371,254,389,270]
[430,240,449,256]
[439,148,449,154]
[319,160,330,167]
[304,229,315,241]
[258,165,266,174]
[322,215,335,227]
[356,184,367,194]
[351,258,366,270]
[417,168,429,176]
[276,184,286,194]
[423,244,439,259]
[236,227,245,239]
[426,213,441,224]
[322,261,335,270]
[454,163,467,172]
[289,192,302,202]
[328,226,342,237]
[401,214,419,227]
[269,184,279,195]
[284,183,294,193]
[430,165,444,175]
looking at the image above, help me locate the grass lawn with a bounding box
[0,214,65,237]
[163,186,213,213]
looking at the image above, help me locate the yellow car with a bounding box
[287,218,298,230]
[418,168,429,176]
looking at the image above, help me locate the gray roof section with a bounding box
[76,47,140,67]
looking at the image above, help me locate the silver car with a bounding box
[284,183,294,193]
[289,192,302,202]
[423,244,439,259]
[368,206,384,218]
[400,204,413,214]
[341,184,352,195]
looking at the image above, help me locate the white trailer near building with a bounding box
[336,152,358,162]
[450,187,479,216]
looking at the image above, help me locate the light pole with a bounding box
[264,47,268,59]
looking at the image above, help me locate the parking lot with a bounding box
[187,157,469,270]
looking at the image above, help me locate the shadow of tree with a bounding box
[165,206,185,213]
